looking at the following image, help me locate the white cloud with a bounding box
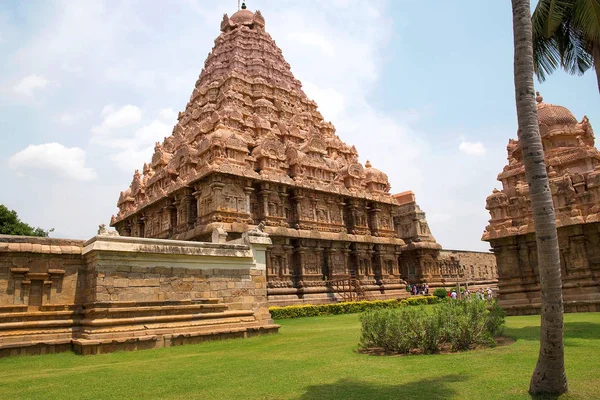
[12,74,49,98]
[108,119,173,172]
[302,83,346,122]
[92,104,142,134]
[159,107,178,122]
[287,32,335,55]
[8,143,97,181]
[91,108,174,171]
[55,110,89,125]
[459,141,487,156]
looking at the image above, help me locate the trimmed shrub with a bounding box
[486,300,507,336]
[433,288,448,300]
[359,299,506,354]
[269,296,438,319]
[436,299,493,351]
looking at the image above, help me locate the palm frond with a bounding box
[572,0,600,44]
[532,0,572,38]
[533,34,562,81]
[532,0,571,80]
[557,20,594,74]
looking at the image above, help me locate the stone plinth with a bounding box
[0,234,278,357]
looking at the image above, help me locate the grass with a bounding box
[0,312,599,399]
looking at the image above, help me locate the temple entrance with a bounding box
[28,280,43,311]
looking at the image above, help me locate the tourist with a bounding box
[451,290,457,300]
[412,285,417,295]
[425,283,429,295]
[487,288,493,301]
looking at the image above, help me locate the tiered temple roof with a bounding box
[111,6,396,226]
[483,93,600,241]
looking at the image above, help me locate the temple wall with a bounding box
[82,236,270,319]
[0,236,85,308]
[0,234,277,357]
[439,249,498,286]
[488,222,600,315]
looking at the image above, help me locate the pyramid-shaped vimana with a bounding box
[111,6,442,302]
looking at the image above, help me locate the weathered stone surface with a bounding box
[106,6,488,304]
[0,233,278,357]
[483,94,600,314]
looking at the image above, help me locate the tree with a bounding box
[511,0,568,396]
[532,0,600,93]
[0,205,53,237]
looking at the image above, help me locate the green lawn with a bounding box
[0,313,599,399]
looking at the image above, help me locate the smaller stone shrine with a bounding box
[483,93,600,315]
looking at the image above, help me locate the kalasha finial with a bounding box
[241,2,247,9]
[365,160,372,168]
[536,91,543,104]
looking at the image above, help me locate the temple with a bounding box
[110,6,496,304]
[0,5,500,357]
[483,93,600,315]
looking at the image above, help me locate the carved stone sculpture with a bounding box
[109,6,466,303]
[483,93,600,315]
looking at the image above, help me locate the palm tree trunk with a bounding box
[511,0,568,396]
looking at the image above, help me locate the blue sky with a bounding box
[0,0,598,251]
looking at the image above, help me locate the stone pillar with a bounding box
[369,206,381,234]
[292,193,305,224]
[244,186,254,216]
[294,246,307,287]
[280,190,289,220]
[265,245,273,277]
[315,245,324,280]
[342,246,350,276]
[283,244,293,278]
[121,220,132,237]
[210,181,225,212]
[259,187,270,219]
[136,217,145,238]
[338,201,346,226]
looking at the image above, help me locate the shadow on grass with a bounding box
[506,322,600,341]
[298,374,469,400]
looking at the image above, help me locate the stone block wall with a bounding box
[439,249,498,288]
[0,233,278,357]
[0,236,85,308]
[489,222,600,315]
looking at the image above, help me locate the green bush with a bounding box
[358,299,506,354]
[269,296,438,319]
[436,299,493,351]
[433,288,448,300]
[486,300,507,336]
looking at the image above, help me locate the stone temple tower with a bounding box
[111,5,449,304]
[483,93,600,315]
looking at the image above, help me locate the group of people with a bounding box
[452,288,494,301]
[410,283,429,296]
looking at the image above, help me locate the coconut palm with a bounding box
[511,0,568,395]
[532,0,600,92]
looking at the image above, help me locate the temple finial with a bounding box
[536,91,543,104]
[241,1,247,10]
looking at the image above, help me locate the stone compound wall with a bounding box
[438,250,498,289]
[0,233,277,357]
